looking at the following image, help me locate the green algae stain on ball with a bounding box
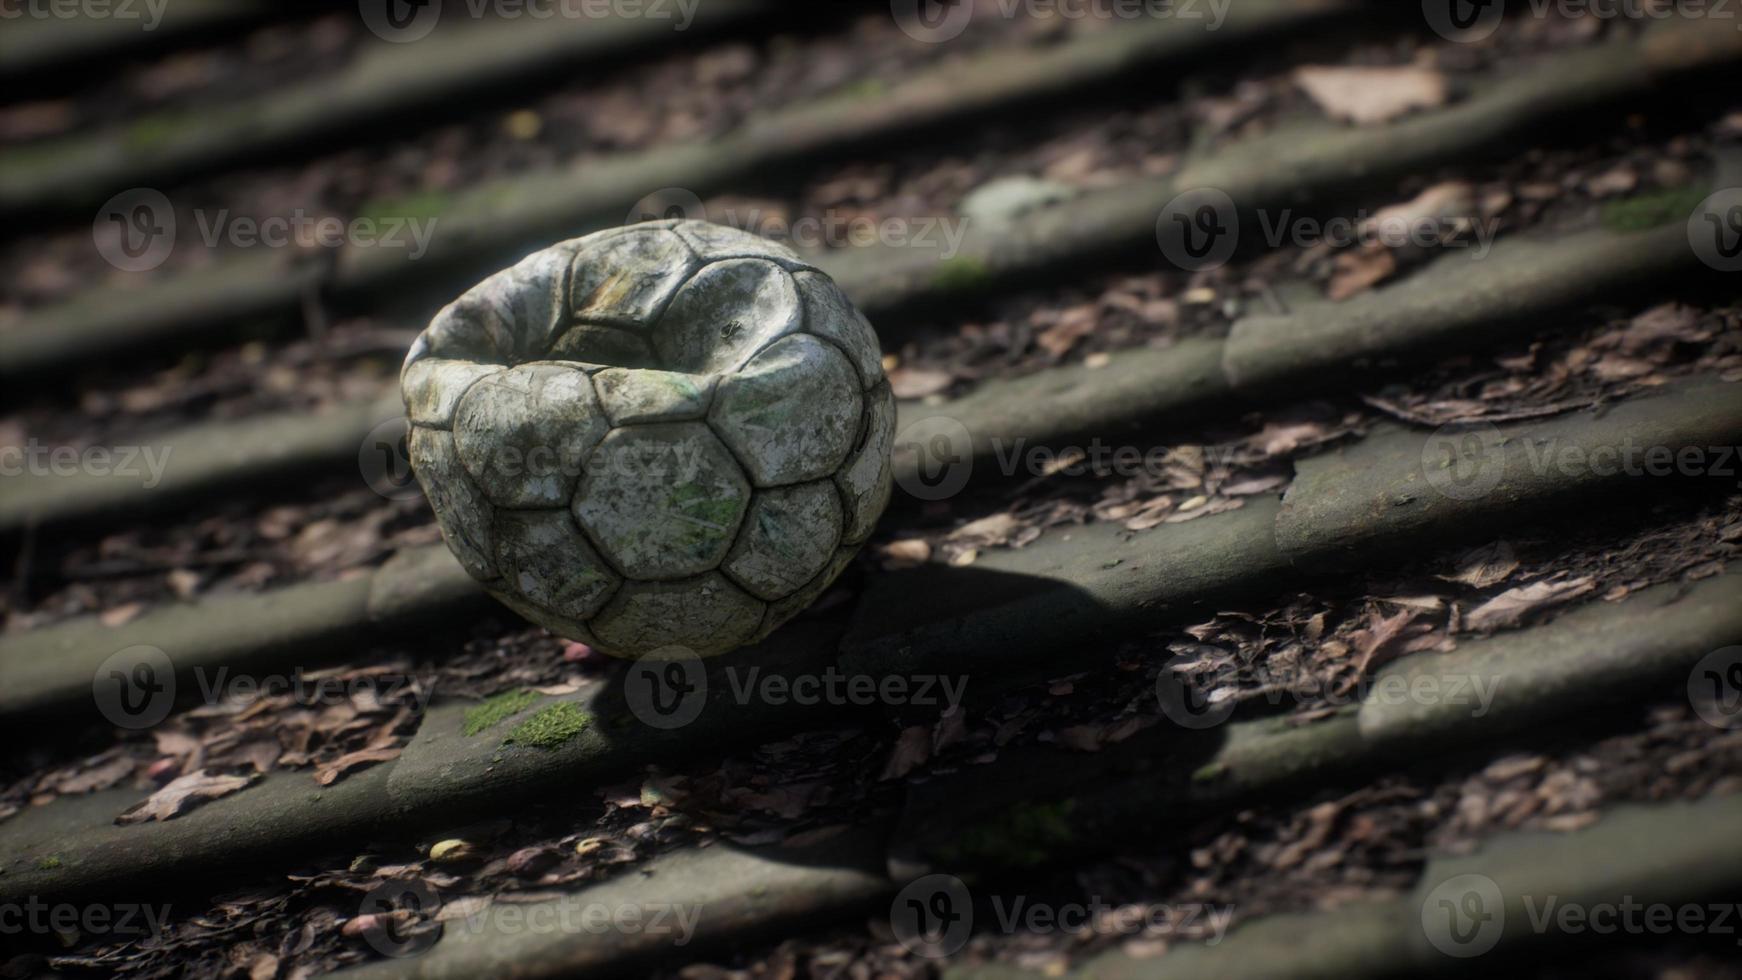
[402,221,893,658]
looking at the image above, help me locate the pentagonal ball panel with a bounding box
[453,363,609,508]
[574,422,751,580]
[710,334,862,487]
[723,480,843,601]
[494,510,620,620]
[651,258,800,375]
[589,573,765,657]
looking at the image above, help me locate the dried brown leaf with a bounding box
[879,725,931,780]
[888,367,952,400]
[1327,245,1397,301]
[1439,541,1520,589]
[879,539,932,569]
[115,770,256,825]
[1294,65,1448,126]
[314,747,402,787]
[1464,577,1596,632]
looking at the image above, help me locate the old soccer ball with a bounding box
[401,220,893,658]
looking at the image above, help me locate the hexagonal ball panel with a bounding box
[836,382,896,543]
[674,221,813,270]
[567,227,696,329]
[593,368,716,426]
[796,271,884,390]
[489,589,602,647]
[759,547,858,642]
[494,509,620,620]
[408,425,497,582]
[710,334,862,487]
[546,323,659,369]
[723,480,843,601]
[414,242,577,365]
[453,363,609,508]
[651,258,800,375]
[402,359,502,427]
[574,422,751,580]
[589,572,765,657]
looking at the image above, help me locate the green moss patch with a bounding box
[934,799,1077,867]
[356,189,452,226]
[462,689,540,737]
[931,256,991,291]
[1600,184,1708,233]
[38,855,63,870]
[505,702,590,749]
[125,115,184,151]
[839,78,888,101]
[1192,761,1227,783]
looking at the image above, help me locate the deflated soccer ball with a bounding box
[402,220,893,658]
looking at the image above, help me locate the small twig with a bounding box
[1359,394,1599,428]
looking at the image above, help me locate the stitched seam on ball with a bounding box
[639,233,702,328]
[800,327,881,392]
